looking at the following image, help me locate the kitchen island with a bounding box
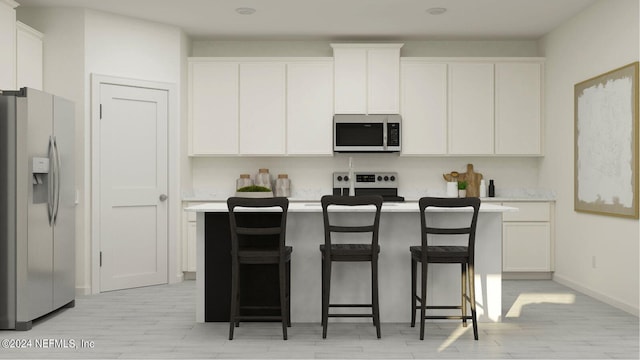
[186,201,516,323]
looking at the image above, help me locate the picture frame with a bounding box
[574,62,639,219]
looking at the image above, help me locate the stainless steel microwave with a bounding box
[333,114,401,153]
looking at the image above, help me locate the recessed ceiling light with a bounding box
[235,7,256,15]
[426,7,447,15]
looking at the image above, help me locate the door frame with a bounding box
[90,74,180,294]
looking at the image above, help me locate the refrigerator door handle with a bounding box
[47,135,55,225]
[52,136,61,225]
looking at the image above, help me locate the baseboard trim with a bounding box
[553,274,639,316]
[503,272,552,280]
[75,286,90,296]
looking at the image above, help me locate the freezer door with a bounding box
[52,95,75,309]
[0,94,17,328]
[17,88,55,323]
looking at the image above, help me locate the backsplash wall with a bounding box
[189,155,543,200]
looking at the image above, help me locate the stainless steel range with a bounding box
[332,171,405,202]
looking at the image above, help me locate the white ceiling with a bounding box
[16,0,598,40]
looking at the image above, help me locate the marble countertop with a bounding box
[185,201,517,213]
[182,188,556,203]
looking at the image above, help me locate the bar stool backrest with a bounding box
[418,197,481,261]
[321,195,383,258]
[227,197,289,257]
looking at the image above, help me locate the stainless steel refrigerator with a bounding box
[0,88,75,330]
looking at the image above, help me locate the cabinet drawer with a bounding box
[502,202,550,222]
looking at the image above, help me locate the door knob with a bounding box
[159,194,168,201]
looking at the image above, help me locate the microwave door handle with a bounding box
[383,122,388,150]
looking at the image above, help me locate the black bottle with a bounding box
[488,180,495,198]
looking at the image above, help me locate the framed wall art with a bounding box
[574,61,639,219]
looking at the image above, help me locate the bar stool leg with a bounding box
[372,259,381,339]
[461,263,467,327]
[410,258,417,327]
[321,256,331,339]
[279,261,288,340]
[229,261,239,340]
[419,261,428,341]
[469,263,479,340]
[287,260,292,327]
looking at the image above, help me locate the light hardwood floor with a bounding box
[0,280,637,359]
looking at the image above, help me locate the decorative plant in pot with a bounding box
[457,180,468,198]
[235,185,273,198]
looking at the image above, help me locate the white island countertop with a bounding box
[185,201,517,213]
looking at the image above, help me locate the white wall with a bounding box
[17,6,87,293]
[539,0,639,315]
[83,10,184,290]
[17,7,185,293]
[191,156,542,200]
[192,40,539,57]
[0,0,17,89]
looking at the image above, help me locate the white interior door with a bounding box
[99,84,168,292]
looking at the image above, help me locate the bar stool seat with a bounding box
[319,244,379,261]
[237,246,293,264]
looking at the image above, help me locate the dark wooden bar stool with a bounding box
[227,197,292,340]
[320,195,383,339]
[410,197,480,340]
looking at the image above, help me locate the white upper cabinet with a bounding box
[448,62,495,155]
[189,58,334,156]
[189,61,239,155]
[16,22,44,90]
[332,44,402,114]
[400,61,448,155]
[286,61,334,155]
[0,1,17,90]
[239,62,286,155]
[495,62,542,155]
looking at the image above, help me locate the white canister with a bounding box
[446,182,458,198]
[236,174,253,190]
[479,179,487,197]
[255,168,272,190]
[274,174,291,197]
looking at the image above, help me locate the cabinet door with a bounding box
[495,62,542,155]
[186,221,197,272]
[503,222,551,272]
[0,2,16,89]
[189,61,239,155]
[448,63,494,155]
[287,62,334,155]
[16,22,43,90]
[239,63,286,155]
[367,48,400,114]
[333,48,367,114]
[400,62,447,155]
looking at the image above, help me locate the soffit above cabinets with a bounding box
[17,0,596,40]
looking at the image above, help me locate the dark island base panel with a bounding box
[204,212,285,322]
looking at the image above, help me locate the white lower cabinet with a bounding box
[502,202,554,277]
[182,203,200,273]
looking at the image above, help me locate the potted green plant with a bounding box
[457,180,468,198]
[235,185,274,198]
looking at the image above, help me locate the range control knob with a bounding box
[377,176,382,181]
[384,176,389,181]
[344,176,349,182]
[337,176,343,181]
[390,176,396,181]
